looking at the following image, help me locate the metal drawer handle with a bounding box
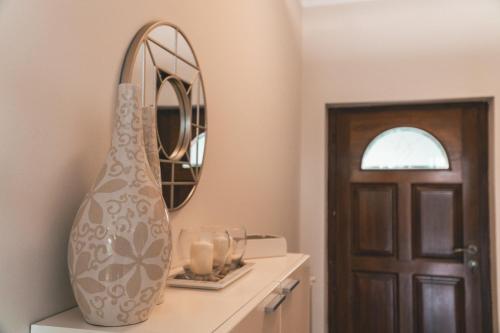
[282,279,300,295]
[264,294,287,314]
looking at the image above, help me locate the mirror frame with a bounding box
[120,21,207,211]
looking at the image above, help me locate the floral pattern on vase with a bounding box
[68,84,172,326]
[142,104,171,305]
[142,105,162,187]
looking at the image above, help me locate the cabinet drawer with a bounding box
[280,264,311,333]
[230,288,283,333]
[229,260,311,333]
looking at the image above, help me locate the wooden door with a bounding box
[328,102,491,333]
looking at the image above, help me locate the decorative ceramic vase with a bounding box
[142,105,162,186]
[68,84,172,326]
[142,104,171,304]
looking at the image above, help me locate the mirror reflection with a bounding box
[121,22,207,210]
[157,78,183,158]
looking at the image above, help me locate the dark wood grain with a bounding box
[414,275,465,333]
[352,184,397,256]
[353,271,398,333]
[327,102,491,333]
[413,184,463,261]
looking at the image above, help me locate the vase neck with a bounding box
[111,84,145,152]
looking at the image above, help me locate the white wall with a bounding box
[300,1,500,332]
[0,1,301,332]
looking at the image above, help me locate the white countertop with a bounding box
[32,253,309,333]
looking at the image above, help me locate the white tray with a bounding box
[166,263,254,290]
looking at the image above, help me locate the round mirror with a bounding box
[157,75,192,160]
[120,22,207,210]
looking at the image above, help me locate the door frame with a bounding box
[326,99,494,333]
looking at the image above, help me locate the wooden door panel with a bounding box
[352,272,398,333]
[352,184,397,256]
[329,102,491,333]
[351,258,464,276]
[413,184,463,261]
[352,171,462,183]
[414,275,465,333]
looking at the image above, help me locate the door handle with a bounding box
[453,244,478,255]
[453,244,479,271]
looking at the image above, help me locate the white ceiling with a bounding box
[301,0,377,7]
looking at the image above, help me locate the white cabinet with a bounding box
[32,254,310,333]
[230,291,283,333]
[230,263,310,333]
[280,264,310,333]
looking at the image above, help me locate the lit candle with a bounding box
[213,235,230,267]
[190,241,214,275]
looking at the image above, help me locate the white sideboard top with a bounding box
[31,253,309,333]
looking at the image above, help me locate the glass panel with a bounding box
[176,59,198,83]
[177,32,196,65]
[149,25,176,50]
[157,80,181,157]
[147,40,176,74]
[189,132,205,167]
[361,127,449,170]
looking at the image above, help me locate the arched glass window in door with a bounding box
[361,127,450,170]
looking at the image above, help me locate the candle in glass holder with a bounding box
[227,226,247,269]
[190,241,214,275]
[213,235,230,267]
[225,237,235,265]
